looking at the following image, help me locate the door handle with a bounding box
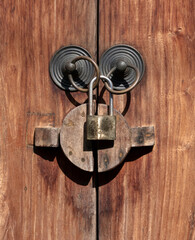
[49,45,145,93]
[49,45,98,91]
[99,44,145,94]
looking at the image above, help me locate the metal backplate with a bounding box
[60,104,131,172]
[99,44,145,90]
[49,46,94,91]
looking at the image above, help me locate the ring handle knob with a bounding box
[67,56,100,92]
[49,45,96,91]
[99,44,145,94]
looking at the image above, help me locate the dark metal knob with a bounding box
[49,45,95,91]
[99,44,145,93]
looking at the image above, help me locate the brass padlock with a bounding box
[87,76,116,140]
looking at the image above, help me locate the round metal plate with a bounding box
[49,46,94,91]
[60,104,131,172]
[99,44,145,91]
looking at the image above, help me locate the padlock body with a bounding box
[87,115,116,140]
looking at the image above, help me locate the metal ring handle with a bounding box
[104,64,140,94]
[68,56,100,92]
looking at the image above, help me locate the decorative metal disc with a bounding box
[99,44,145,91]
[49,46,94,91]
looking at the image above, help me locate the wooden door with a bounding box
[98,1,195,239]
[0,1,97,239]
[0,1,194,240]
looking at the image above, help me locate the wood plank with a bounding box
[99,0,195,239]
[0,0,97,239]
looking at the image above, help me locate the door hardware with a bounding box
[35,124,154,172]
[49,45,97,91]
[87,76,116,140]
[50,44,145,93]
[34,44,155,172]
[99,44,145,92]
[65,55,100,92]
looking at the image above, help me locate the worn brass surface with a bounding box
[87,115,116,140]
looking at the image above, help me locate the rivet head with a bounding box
[116,60,128,72]
[65,62,76,73]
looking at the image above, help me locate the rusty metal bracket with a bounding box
[34,127,60,147]
[35,126,154,148]
[131,126,155,147]
[34,126,155,147]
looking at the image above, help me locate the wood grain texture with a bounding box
[99,0,195,239]
[0,0,97,239]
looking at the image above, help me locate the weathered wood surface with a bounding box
[60,103,131,172]
[0,1,97,239]
[99,0,195,239]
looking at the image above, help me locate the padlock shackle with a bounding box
[100,75,113,116]
[88,75,114,116]
[88,77,97,116]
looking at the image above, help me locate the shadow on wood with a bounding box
[99,85,131,116]
[33,146,153,186]
[65,91,88,107]
[126,146,154,162]
[34,146,92,186]
[98,146,153,186]
[34,146,57,162]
